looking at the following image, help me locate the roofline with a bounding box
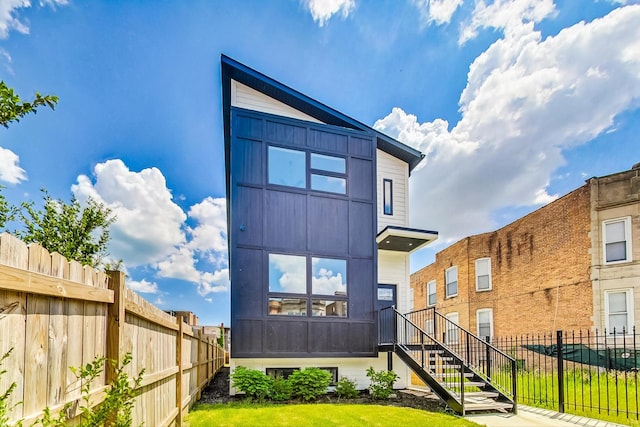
[221,54,424,172]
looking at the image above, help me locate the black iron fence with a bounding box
[491,328,640,423]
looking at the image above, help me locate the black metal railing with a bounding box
[380,306,467,413]
[405,307,517,403]
[492,328,640,424]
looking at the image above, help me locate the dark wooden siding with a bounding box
[230,108,377,358]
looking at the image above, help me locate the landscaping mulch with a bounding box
[197,367,447,413]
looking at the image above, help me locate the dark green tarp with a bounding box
[524,344,640,371]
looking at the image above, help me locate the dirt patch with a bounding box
[198,367,447,412]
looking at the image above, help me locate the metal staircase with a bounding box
[379,307,517,415]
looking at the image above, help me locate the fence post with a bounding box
[176,315,184,426]
[197,328,203,400]
[106,271,126,383]
[557,330,564,414]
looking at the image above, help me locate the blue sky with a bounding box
[1,0,639,326]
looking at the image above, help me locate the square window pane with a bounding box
[312,300,347,317]
[606,221,626,243]
[428,292,436,306]
[268,146,306,188]
[269,297,307,316]
[608,292,627,313]
[378,288,393,301]
[312,258,347,295]
[478,324,491,338]
[311,174,346,194]
[609,313,628,333]
[606,242,627,262]
[476,259,489,276]
[446,281,458,296]
[477,275,490,290]
[269,254,306,293]
[311,153,345,173]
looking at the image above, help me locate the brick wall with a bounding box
[411,184,593,336]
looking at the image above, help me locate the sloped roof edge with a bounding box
[221,54,424,172]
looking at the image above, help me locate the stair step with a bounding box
[461,391,499,398]
[464,401,513,412]
[433,372,474,378]
[447,381,486,388]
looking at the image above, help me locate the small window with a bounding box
[268,146,306,188]
[445,267,458,297]
[312,300,347,317]
[383,179,393,215]
[475,258,492,291]
[319,367,339,385]
[268,297,307,316]
[266,368,297,379]
[603,218,632,264]
[427,280,436,306]
[311,153,345,173]
[269,254,306,294]
[605,289,634,334]
[477,309,493,339]
[445,312,459,344]
[377,288,394,301]
[310,153,347,194]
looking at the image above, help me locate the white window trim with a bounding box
[445,266,458,298]
[476,308,494,339]
[427,280,436,307]
[604,289,634,334]
[602,217,633,265]
[475,258,492,292]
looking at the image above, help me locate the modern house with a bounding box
[410,164,640,338]
[221,55,439,391]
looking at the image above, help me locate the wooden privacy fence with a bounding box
[0,233,225,426]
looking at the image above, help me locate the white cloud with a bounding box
[375,4,640,243]
[72,159,187,266]
[0,146,27,184]
[72,159,230,298]
[459,0,556,44]
[302,0,355,27]
[412,0,463,25]
[312,268,346,295]
[0,0,68,40]
[127,279,159,294]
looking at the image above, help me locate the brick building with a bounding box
[411,164,640,337]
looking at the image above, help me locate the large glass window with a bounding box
[475,258,492,291]
[269,254,347,318]
[268,147,306,188]
[311,153,345,173]
[312,257,347,295]
[311,174,346,194]
[445,266,458,298]
[269,254,306,294]
[603,218,632,264]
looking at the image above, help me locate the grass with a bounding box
[186,403,481,427]
[518,368,640,426]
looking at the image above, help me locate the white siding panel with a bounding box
[231,80,324,123]
[376,149,408,231]
[378,251,410,314]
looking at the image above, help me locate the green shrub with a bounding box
[366,367,398,399]
[288,368,332,401]
[269,375,292,401]
[335,376,359,399]
[231,366,272,401]
[1,348,22,427]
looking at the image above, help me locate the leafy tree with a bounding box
[0,186,16,230]
[17,190,115,268]
[0,81,58,128]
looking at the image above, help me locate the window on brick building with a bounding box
[476,308,493,339]
[445,312,459,344]
[605,289,634,334]
[427,280,436,306]
[603,217,632,264]
[475,258,492,291]
[445,266,458,298]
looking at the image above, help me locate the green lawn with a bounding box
[186,403,481,427]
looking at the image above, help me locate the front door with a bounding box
[377,284,396,344]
